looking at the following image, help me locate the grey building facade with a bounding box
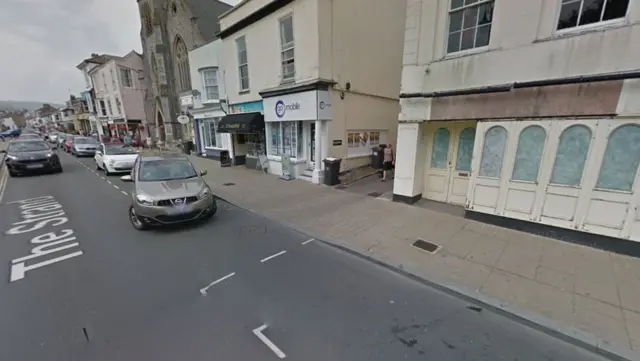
[137,0,231,144]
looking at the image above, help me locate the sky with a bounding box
[0,0,239,104]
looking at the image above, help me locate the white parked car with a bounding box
[94,142,139,175]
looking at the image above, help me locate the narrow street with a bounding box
[0,151,612,361]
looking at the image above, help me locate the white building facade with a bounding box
[218,0,406,183]
[180,39,233,159]
[394,0,640,243]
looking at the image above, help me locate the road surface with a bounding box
[0,150,612,361]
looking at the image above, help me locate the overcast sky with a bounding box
[0,0,239,104]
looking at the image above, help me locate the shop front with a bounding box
[261,89,332,183]
[217,100,265,167]
[193,106,231,160]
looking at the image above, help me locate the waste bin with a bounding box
[182,140,194,154]
[323,157,342,186]
[371,144,386,169]
[220,150,232,167]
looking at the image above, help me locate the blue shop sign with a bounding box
[229,101,263,114]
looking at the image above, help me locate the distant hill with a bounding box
[0,100,65,112]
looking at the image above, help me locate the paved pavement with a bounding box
[0,148,618,360]
[183,153,640,359]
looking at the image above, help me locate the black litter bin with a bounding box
[182,140,194,154]
[220,150,232,167]
[323,157,342,186]
[371,144,386,169]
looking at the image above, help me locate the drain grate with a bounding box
[367,191,382,197]
[222,182,235,186]
[412,239,440,253]
[334,185,347,190]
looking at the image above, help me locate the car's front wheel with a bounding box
[103,164,111,176]
[129,206,148,231]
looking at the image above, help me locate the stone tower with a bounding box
[136,0,232,145]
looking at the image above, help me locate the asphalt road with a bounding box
[0,150,613,361]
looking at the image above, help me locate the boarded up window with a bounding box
[596,124,640,191]
[479,126,507,178]
[512,126,546,182]
[550,125,591,186]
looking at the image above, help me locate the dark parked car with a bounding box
[1,139,63,177]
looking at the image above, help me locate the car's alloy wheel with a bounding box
[129,206,147,230]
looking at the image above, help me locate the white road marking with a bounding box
[302,238,315,245]
[121,191,128,195]
[0,166,8,203]
[106,180,112,184]
[252,325,286,359]
[100,176,105,180]
[260,250,287,263]
[199,272,235,295]
[113,185,119,190]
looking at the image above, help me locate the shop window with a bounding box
[455,127,475,171]
[201,118,224,149]
[596,124,640,191]
[430,128,450,169]
[268,121,302,158]
[347,130,383,157]
[512,125,546,182]
[550,125,591,186]
[479,126,507,178]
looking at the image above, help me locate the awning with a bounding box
[217,112,264,133]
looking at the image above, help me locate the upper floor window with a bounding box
[141,2,153,37]
[174,36,191,91]
[120,68,133,88]
[236,36,249,91]
[447,0,494,54]
[557,0,629,31]
[279,15,295,81]
[200,68,220,101]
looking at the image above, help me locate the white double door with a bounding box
[423,122,477,206]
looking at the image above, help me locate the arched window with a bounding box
[141,3,153,37]
[430,128,450,169]
[150,52,158,83]
[512,125,546,182]
[550,125,591,186]
[479,126,507,178]
[596,124,640,191]
[174,36,191,91]
[455,127,476,171]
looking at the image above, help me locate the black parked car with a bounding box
[1,139,63,177]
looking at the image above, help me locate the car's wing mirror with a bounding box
[0,149,6,153]
[120,175,133,182]
[199,169,207,176]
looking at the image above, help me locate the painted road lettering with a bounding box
[5,196,83,282]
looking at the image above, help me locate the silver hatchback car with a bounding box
[121,154,217,230]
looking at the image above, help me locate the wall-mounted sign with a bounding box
[332,139,342,146]
[263,90,332,122]
[229,101,263,114]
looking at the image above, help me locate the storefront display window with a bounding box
[200,117,224,149]
[267,121,303,158]
[347,130,383,157]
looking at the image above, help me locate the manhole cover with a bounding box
[222,182,235,186]
[412,239,440,253]
[367,192,382,197]
[334,185,347,190]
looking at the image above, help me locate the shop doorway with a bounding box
[423,122,477,206]
[308,121,316,169]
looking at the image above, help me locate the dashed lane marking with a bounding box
[121,191,128,196]
[113,185,119,190]
[260,250,287,263]
[302,238,315,245]
[200,272,235,295]
[253,325,286,359]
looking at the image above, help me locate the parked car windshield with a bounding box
[9,141,50,152]
[104,144,137,155]
[74,137,97,144]
[138,159,197,181]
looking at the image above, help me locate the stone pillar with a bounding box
[312,119,323,184]
[392,122,425,204]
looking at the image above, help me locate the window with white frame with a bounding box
[347,131,385,157]
[557,0,629,31]
[200,118,224,148]
[107,99,113,116]
[279,14,295,81]
[447,0,494,54]
[120,68,133,87]
[200,68,219,101]
[268,121,303,158]
[236,36,250,91]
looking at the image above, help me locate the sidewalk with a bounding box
[188,154,640,358]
